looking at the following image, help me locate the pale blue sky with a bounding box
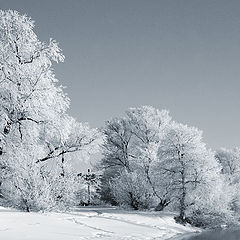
[1,0,240,149]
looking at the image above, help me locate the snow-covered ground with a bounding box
[0,206,199,240]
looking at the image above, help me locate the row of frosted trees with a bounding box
[99,106,239,226]
[0,10,240,228]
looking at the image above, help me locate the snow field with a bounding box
[0,207,199,240]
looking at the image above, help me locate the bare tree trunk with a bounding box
[178,149,187,223]
[87,169,91,205]
[61,152,65,177]
[26,206,30,212]
[179,188,186,221]
[155,199,170,211]
[179,167,186,222]
[23,199,30,212]
[128,192,139,210]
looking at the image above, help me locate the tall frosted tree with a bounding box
[215,148,240,212]
[100,106,172,208]
[0,10,102,211]
[156,122,232,224]
[125,106,172,210]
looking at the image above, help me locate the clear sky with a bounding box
[1,0,240,149]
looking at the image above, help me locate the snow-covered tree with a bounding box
[215,148,240,212]
[76,169,102,206]
[101,117,132,171]
[215,148,240,184]
[126,106,171,210]
[100,117,132,203]
[156,122,232,224]
[0,10,67,137]
[100,106,172,208]
[0,10,102,211]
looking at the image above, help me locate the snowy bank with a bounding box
[0,206,199,240]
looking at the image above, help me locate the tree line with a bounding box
[99,106,238,226]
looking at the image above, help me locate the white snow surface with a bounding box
[0,206,199,240]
